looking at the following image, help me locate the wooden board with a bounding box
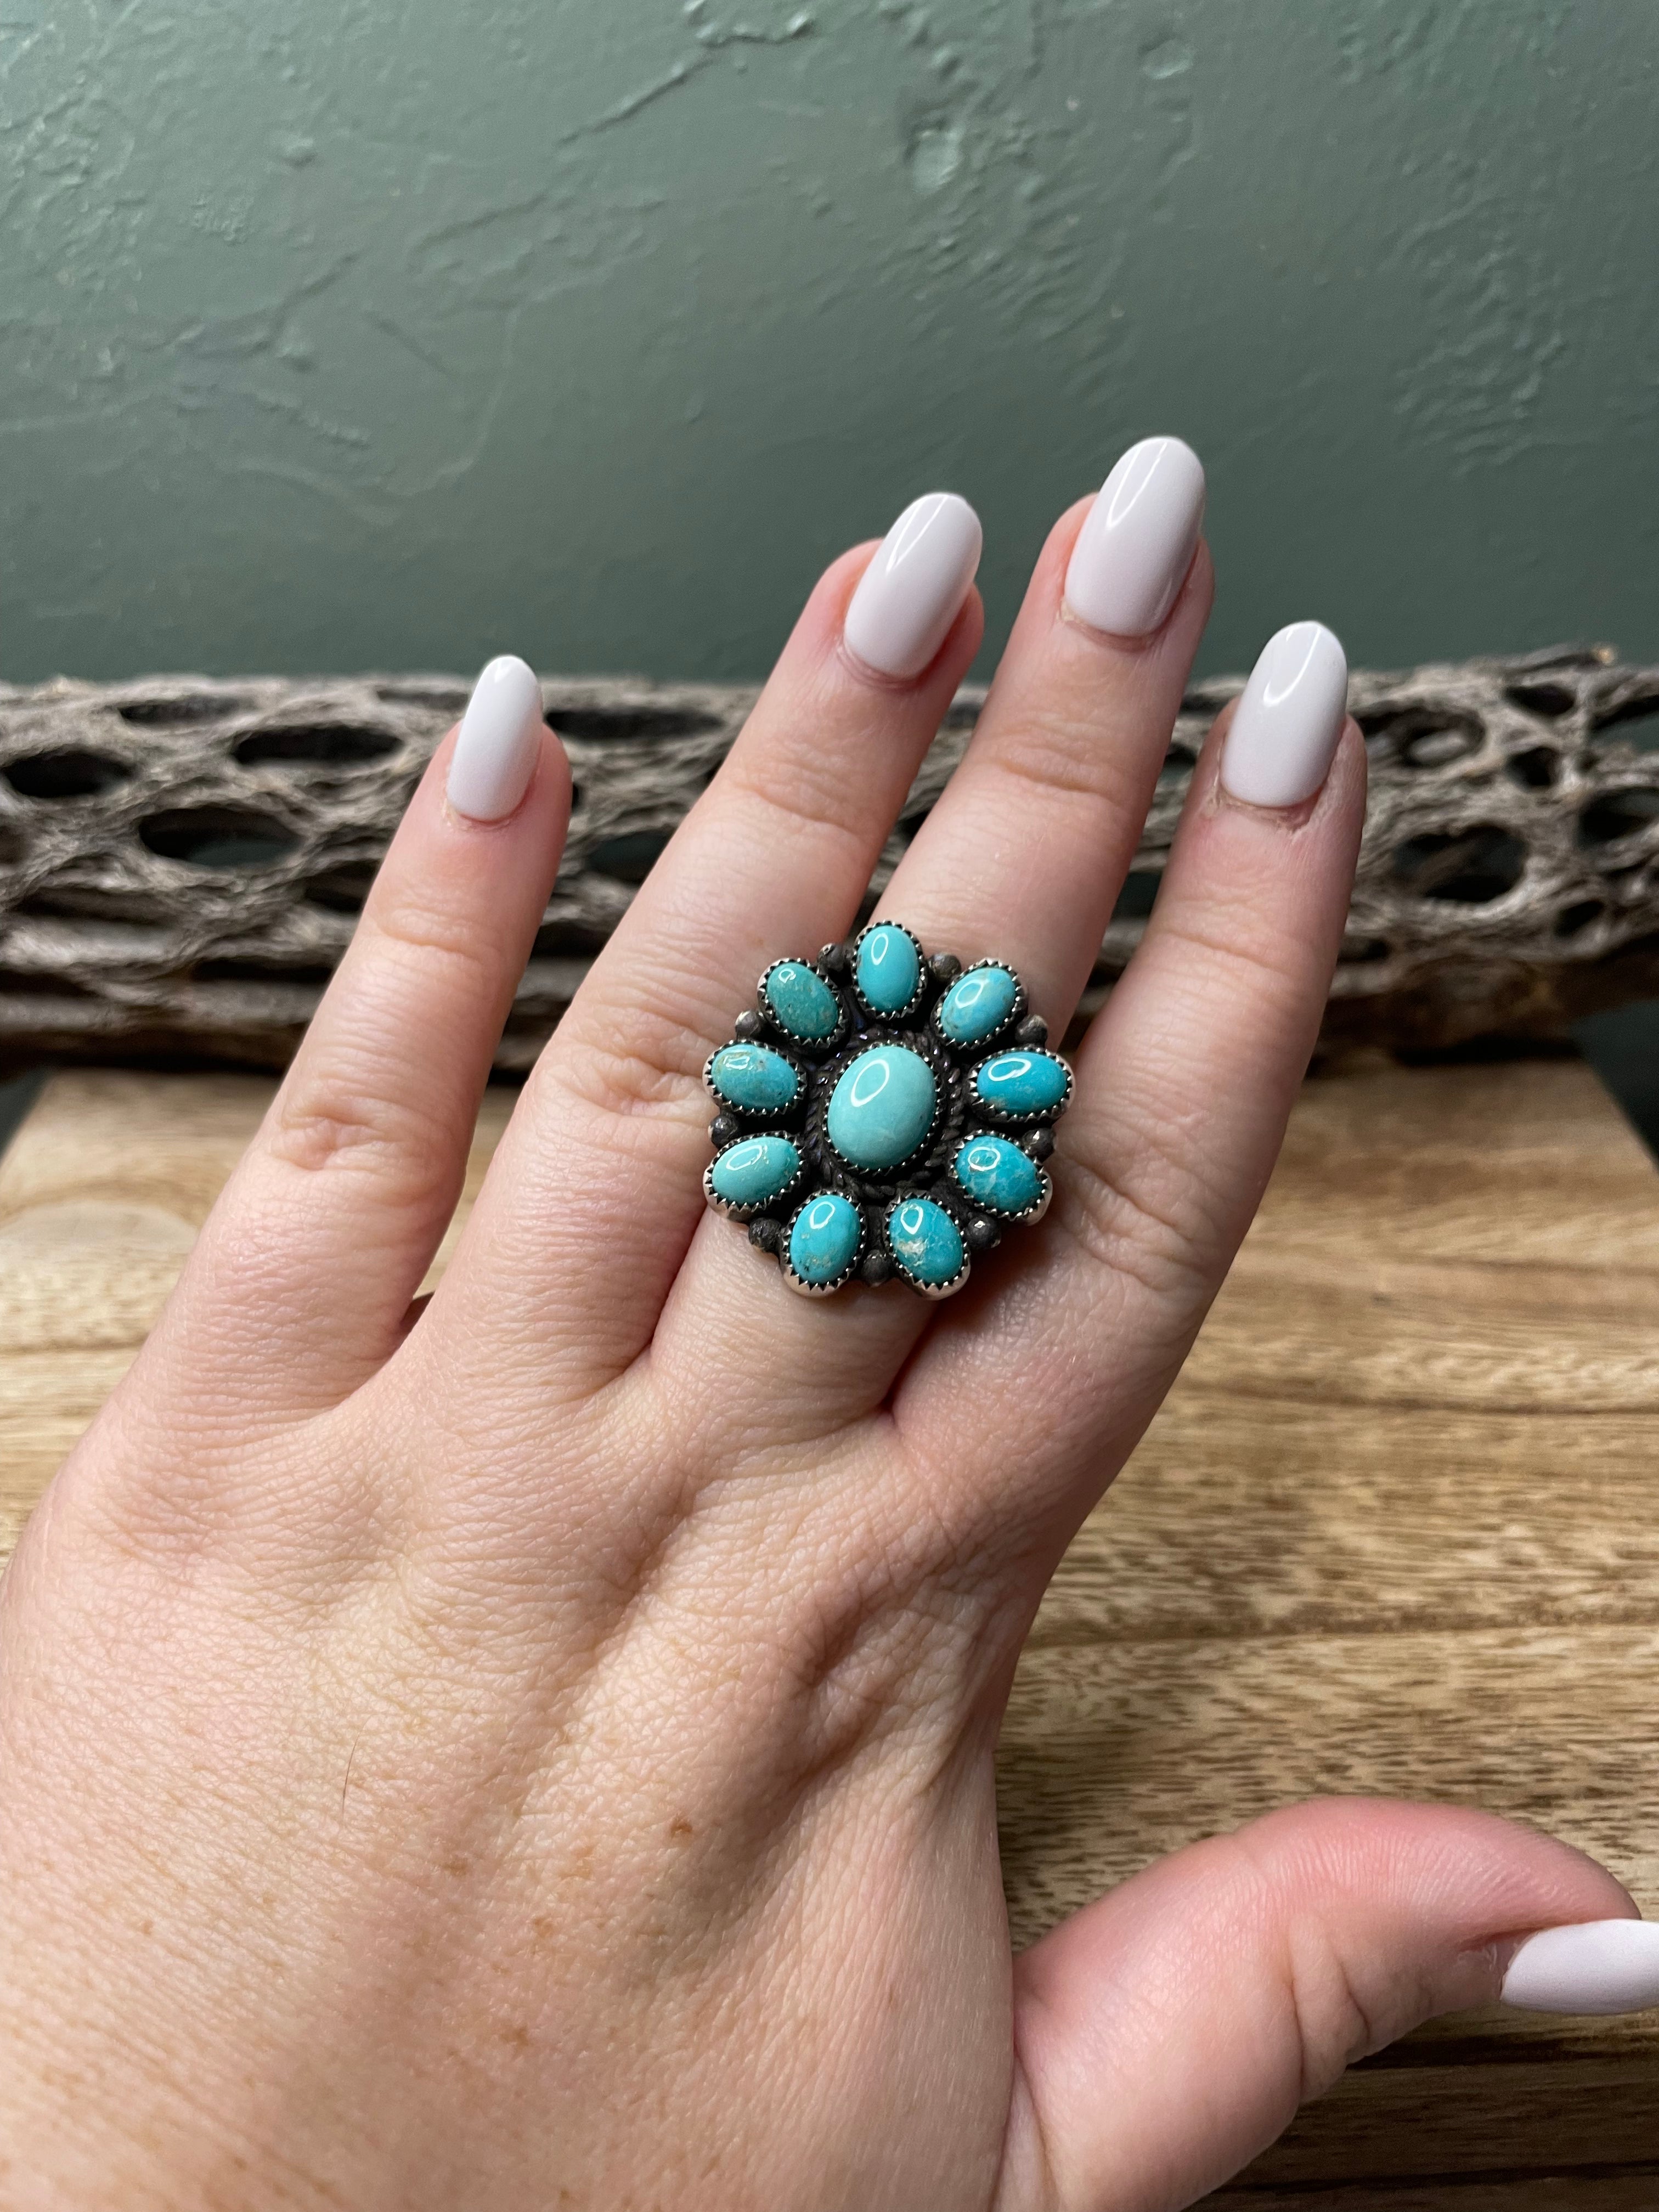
[2,1054,1658,2202]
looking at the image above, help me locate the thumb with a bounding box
[996,1797,1641,2212]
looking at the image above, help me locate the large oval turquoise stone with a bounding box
[788,1193,862,1285]
[826,1045,936,1170]
[709,1133,802,1209]
[936,964,1018,1046]
[972,1049,1070,1120]
[952,1133,1044,1216]
[856,923,920,1013]
[762,961,839,1043]
[887,1197,965,1289]
[708,1042,799,1114]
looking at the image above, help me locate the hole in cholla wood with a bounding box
[1111,871,1162,923]
[4,751,133,799]
[589,831,674,883]
[116,695,252,727]
[234,725,402,766]
[302,861,381,912]
[1392,828,1527,905]
[1579,791,1659,848]
[550,707,724,742]
[139,808,300,867]
[1593,694,1659,752]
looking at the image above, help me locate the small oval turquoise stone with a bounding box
[826,1045,936,1170]
[972,1049,1070,1119]
[952,1133,1044,1216]
[937,964,1019,1046]
[788,1193,862,1285]
[762,961,840,1042]
[887,1197,965,1288]
[708,1042,799,1114]
[856,923,920,1013]
[709,1133,802,1208]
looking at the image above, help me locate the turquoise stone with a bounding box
[936,963,1018,1046]
[952,1133,1044,1216]
[856,923,920,1013]
[708,1042,799,1114]
[709,1133,802,1209]
[972,1049,1070,1119]
[762,961,839,1043]
[788,1193,862,1285]
[886,1197,965,1288]
[826,1045,936,1170]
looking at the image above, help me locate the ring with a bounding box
[703,923,1072,1298]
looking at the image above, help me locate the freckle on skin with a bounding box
[443,1855,470,1878]
[669,1816,693,1839]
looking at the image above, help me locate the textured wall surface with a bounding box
[3,2,1657,688]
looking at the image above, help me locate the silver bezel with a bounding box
[967,1047,1075,1130]
[848,919,930,1023]
[779,1192,867,1296]
[703,1037,808,1120]
[755,956,852,1053]
[948,1130,1054,1223]
[810,1030,957,1185]
[929,959,1026,1051]
[703,1131,810,1220]
[882,1194,973,1300]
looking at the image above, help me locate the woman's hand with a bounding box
[0,443,1635,2211]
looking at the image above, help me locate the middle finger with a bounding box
[656,438,1211,1418]
[431,493,985,1398]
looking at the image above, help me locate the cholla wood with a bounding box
[0,646,1655,1071]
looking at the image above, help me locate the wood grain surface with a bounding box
[2,1054,1657,2204]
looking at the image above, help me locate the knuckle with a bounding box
[721,745,881,858]
[1159,915,1309,1016]
[543,1002,711,1130]
[1051,1142,1215,1305]
[264,1073,455,1197]
[979,710,1147,812]
[363,895,496,994]
[1227,1812,1395,2100]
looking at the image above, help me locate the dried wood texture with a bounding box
[2,1057,1659,2202]
[1,647,1657,1070]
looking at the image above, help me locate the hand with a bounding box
[0,444,1635,2211]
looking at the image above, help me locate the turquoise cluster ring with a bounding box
[703,922,1072,1298]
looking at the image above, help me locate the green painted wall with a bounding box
[4,2,1656,688]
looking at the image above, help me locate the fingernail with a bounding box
[446,656,545,821]
[1502,1919,1659,2014]
[843,492,983,680]
[1063,435,1206,639]
[1219,622,1348,809]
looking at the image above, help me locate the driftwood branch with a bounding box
[0,645,1656,1072]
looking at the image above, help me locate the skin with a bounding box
[0,500,1634,2211]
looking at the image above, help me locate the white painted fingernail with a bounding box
[1064,436,1206,639]
[446,656,544,822]
[1219,622,1349,809]
[1502,1920,1659,2014]
[843,492,983,680]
